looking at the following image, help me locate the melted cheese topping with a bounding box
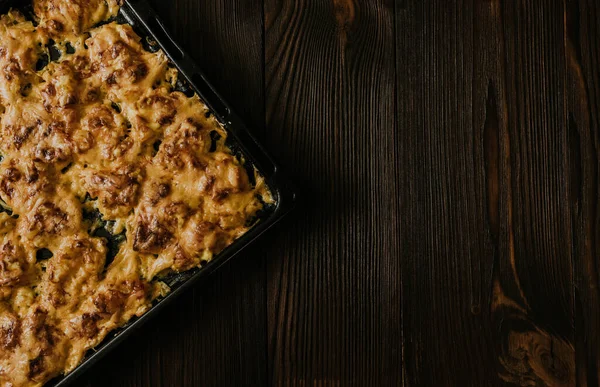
[0,3,272,386]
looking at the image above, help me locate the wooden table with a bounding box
[82,0,600,386]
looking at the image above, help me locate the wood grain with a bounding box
[72,0,600,386]
[566,0,600,385]
[264,0,400,385]
[501,0,573,332]
[494,1,575,385]
[396,1,502,384]
[81,0,268,386]
[396,0,594,386]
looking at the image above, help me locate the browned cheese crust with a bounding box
[0,2,273,386]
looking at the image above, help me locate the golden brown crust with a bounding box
[33,0,122,34]
[0,2,272,386]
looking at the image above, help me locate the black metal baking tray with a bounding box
[0,0,296,385]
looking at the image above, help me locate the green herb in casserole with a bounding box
[0,1,272,386]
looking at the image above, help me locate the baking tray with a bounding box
[0,0,296,385]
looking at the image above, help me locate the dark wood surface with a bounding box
[81,0,600,386]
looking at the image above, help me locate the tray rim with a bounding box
[0,0,296,385]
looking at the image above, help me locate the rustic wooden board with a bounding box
[77,0,600,386]
[566,1,600,385]
[396,0,598,386]
[264,0,400,385]
[82,0,268,386]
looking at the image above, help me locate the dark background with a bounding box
[82,0,600,386]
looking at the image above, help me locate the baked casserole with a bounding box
[0,1,272,385]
